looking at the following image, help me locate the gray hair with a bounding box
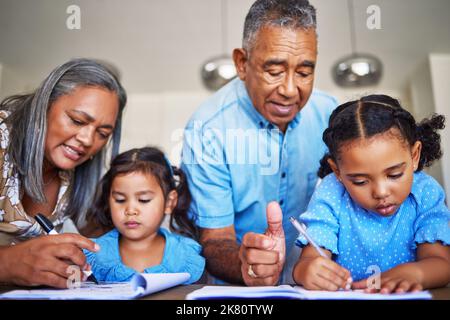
[243,0,317,52]
[1,58,127,226]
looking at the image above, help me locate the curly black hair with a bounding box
[318,94,445,178]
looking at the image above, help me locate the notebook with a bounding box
[0,272,190,300]
[186,285,432,300]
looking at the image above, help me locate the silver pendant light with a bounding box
[201,0,237,91]
[332,0,382,87]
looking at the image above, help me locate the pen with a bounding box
[289,216,352,290]
[34,213,99,284]
[289,216,328,258]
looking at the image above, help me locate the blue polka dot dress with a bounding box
[295,172,450,281]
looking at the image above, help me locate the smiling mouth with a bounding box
[268,102,297,115]
[62,144,85,161]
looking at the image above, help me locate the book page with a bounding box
[0,272,190,300]
[0,282,136,300]
[186,285,301,300]
[186,285,432,300]
[294,286,432,300]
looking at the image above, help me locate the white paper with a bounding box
[186,285,432,300]
[0,272,190,300]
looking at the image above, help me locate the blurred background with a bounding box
[0,0,449,197]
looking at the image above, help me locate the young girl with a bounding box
[84,147,205,284]
[293,94,450,294]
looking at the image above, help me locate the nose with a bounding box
[372,181,390,200]
[124,201,139,216]
[125,207,139,216]
[76,126,95,147]
[277,73,297,99]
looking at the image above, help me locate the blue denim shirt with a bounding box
[181,78,337,283]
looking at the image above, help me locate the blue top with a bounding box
[181,78,338,282]
[84,228,205,284]
[296,172,450,281]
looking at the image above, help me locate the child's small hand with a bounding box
[352,265,423,294]
[353,277,423,294]
[294,256,352,291]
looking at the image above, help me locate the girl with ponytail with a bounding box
[84,146,205,283]
[293,94,450,294]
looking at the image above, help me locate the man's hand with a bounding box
[0,234,100,288]
[239,201,286,286]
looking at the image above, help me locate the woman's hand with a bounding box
[0,234,99,288]
[293,245,352,291]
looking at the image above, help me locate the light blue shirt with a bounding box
[296,172,450,281]
[181,78,338,283]
[84,228,205,284]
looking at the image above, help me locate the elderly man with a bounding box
[181,0,337,285]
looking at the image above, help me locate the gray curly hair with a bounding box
[243,0,317,52]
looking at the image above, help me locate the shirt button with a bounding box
[280,200,284,205]
[281,172,286,178]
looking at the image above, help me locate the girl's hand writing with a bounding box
[293,245,352,291]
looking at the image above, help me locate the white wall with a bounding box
[120,91,210,166]
[429,54,450,199]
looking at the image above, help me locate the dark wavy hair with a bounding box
[87,146,198,240]
[318,94,445,178]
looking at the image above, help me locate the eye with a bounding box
[139,199,151,203]
[97,130,110,139]
[388,173,404,180]
[114,198,125,203]
[297,72,312,78]
[266,69,283,77]
[71,117,85,126]
[351,180,367,186]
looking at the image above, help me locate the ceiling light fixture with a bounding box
[332,0,382,87]
[201,0,237,91]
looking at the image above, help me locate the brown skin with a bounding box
[201,202,285,285]
[0,234,99,288]
[353,243,450,293]
[293,245,352,291]
[200,26,317,286]
[293,130,450,292]
[233,26,317,133]
[110,172,177,272]
[0,86,119,288]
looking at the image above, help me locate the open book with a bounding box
[186,285,432,300]
[0,273,190,300]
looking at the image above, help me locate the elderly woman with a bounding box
[0,58,127,288]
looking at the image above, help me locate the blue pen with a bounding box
[34,213,99,284]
